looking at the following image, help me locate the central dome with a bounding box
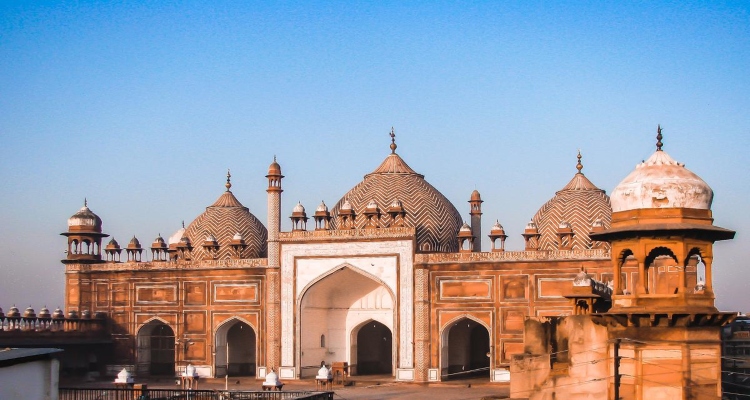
[330,149,463,253]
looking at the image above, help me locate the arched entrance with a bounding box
[441,317,490,380]
[136,320,175,376]
[354,320,392,375]
[299,265,395,378]
[215,319,256,377]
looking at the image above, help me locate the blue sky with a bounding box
[0,1,748,311]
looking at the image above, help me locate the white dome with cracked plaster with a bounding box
[610,150,713,212]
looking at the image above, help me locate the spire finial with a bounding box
[576,149,583,173]
[182,220,185,229]
[84,198,88,207]
[225,169,232,191]
[389,127,397,154]
[656,124,663,151]
[274,155,277,162]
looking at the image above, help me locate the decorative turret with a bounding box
[387,199,406,227]
[556,221,574,250]
[457,222,474,253]
[363,200,381,228]
[202,233,219,259]
[151,234,168,261]
[105,238,122,262]
[290,202,308,231]
[488,220,507,252]
[229,232,247,259]
[61,199,109,264]
[126,236,143,262]
[338,200,356,229]
[591,127,735,313]
[313,201,332,230]
[469,190,483,252]
[522,221,541,251]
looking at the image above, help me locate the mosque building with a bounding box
[58,128,734,390]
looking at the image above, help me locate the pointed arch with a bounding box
[297,262,395,305]
[440,315,491,381]
[350,319,393,375]
[136,318,175,376]
[215,316,257,377]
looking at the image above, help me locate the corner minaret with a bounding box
[265,157,284,372]
[469,190,483,252]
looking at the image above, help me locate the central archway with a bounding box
[354,320,392,375]
[441,317,490,380]
[215,318,256,377]
[136,320,175,376]
[298,265,395,378]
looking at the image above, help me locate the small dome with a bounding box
[366,200,379,210]
[67,310,79,319]
[179,236,192,247]
[38,306,51,318]
[490,220,505,234]
[107,238,120,247]
[459,222,472,233]
[610,148,713,212]
[525,221,538,231]
[592,218,604,228]
[267,158,282,176]
[81,310,92,319]
[390,199,403,208]
[52,308,64,319]
[128,236,142,249]
[316,201,329,213]
[264,369,281,385]
[470,190,482,201]
[67,200,103,232]
[558,221,572,229]
[293,202,306,213]
[23,306,35,318]
[7,306,20,318]
[205,234,217,243]
[168,226,186,245]
[232,232,244,241]
[341,200,352,210]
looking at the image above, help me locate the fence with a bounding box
[59,388,333,400]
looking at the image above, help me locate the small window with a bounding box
[320,334,325,348]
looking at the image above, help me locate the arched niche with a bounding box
[215,317,256,377]
[136,318,175,376]
[350,319,393,375]
[297,264,395,378]
[440,315,491,380]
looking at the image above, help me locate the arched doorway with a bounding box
[441,317,490,380]
[136,320,175,376]
[215,319,256,377]
[354,321,392,375]
[299,265,395,378]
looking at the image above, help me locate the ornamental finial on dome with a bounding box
[84,198,87,207]
[390,127,397,154]
[576,149,583,173]
[226,169,232,191]
[656,124,663,151]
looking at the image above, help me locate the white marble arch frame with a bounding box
[296,264,397,376]
[280,239,414,373]
[214,316,258,378]
[439,313,493,380]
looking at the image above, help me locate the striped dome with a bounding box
[330,151,463,253]
[531,157,612,251]
[184,188,267,259]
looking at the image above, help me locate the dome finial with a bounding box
[656,124,663,151]
[226,169,232,191]
[84,198,88,207]
[182,220,185,229]
[576,149,583,173]
[389,127,397,154]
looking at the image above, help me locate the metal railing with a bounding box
[59,388,333,400]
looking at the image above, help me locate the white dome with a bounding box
[168,227,186,245]
[293,202,305,213]
[610,150,713,212]
[316,201,328,213]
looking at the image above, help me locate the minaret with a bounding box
[265,158,283,372]
[266,160,284,263]
[469,190,483,252]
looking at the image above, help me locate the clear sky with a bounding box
[0,1,748,312]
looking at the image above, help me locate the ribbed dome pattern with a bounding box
[184,190,267,259]
[531,171,612,251]
[330,153,463,253]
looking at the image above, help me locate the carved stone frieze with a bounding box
[415,249,610,264]
[66,258,267,273]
